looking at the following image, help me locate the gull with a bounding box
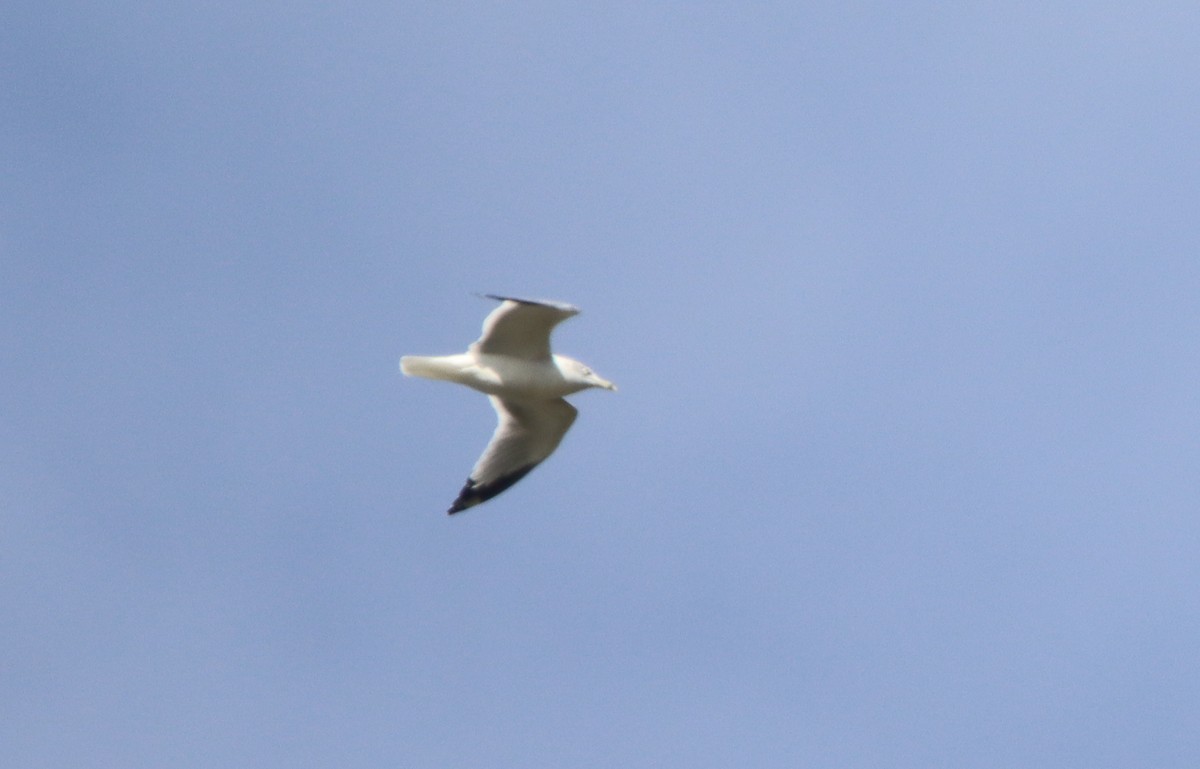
[400,295,616,514]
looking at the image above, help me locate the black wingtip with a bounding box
[445,465,536,515]
[448,494,475,513]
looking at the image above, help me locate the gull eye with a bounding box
[581,367,592,376]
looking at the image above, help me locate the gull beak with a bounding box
[598,377,617,392]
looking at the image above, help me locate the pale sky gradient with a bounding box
[4,3,1200,767]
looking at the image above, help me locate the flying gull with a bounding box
[400,295,616,514]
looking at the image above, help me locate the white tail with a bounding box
[400,355,468,382]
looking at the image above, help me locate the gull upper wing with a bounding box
[470,295,580,361]
[447,396,578,514]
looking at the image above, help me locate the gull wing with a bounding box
[470,295,580,361]
[447,396,578,514]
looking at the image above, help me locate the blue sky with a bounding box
[4,2,1200,767]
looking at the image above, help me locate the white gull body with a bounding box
[400,295,616,514]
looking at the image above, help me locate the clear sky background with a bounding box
[4,3,1199,767]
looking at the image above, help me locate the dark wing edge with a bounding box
[482,294,580,314]
[447,464,537,514]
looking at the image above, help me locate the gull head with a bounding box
[558,356,617,392]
